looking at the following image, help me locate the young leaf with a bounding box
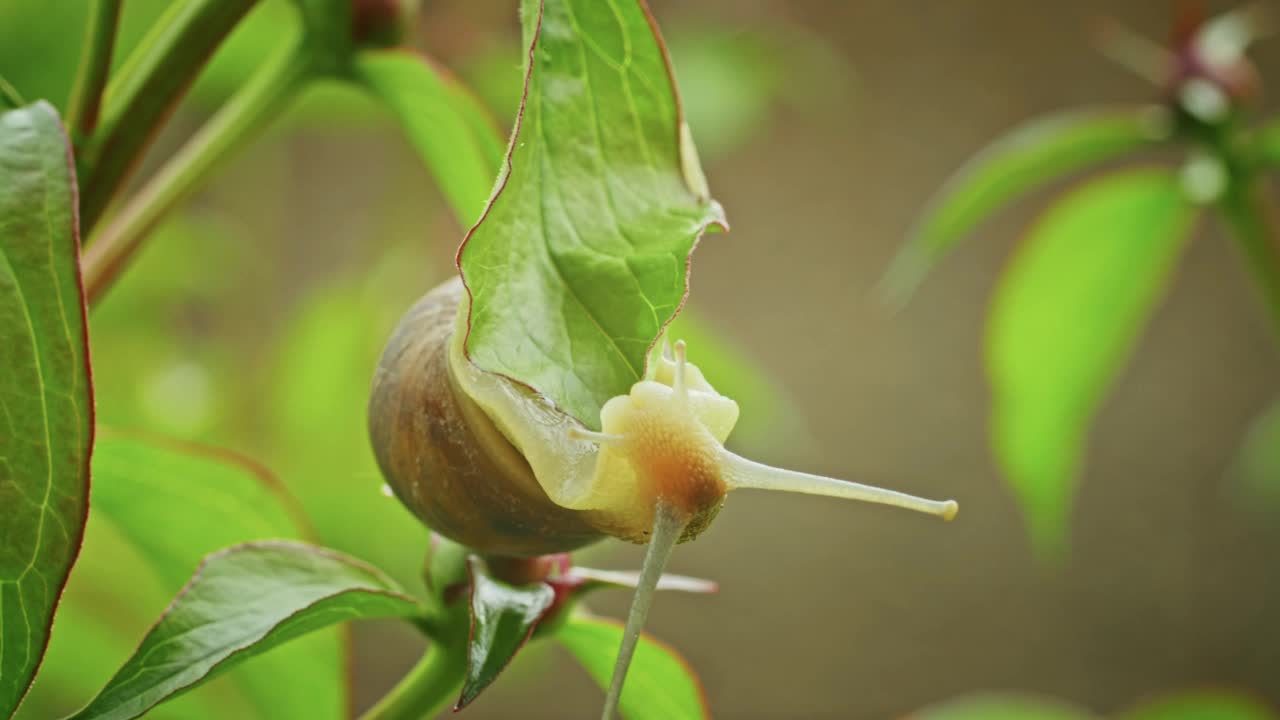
[20,433,339,719]
[73,433,343,719]
[987,168,1198,557]
[355,49,504,225]
[457,0,728,428]
[884,106,1169,302]
[0,101,93,718]
[68,541,423,720]
[557,616,709,720]
[1121,690,1277,720]
[457,557,556,709]
[911,693,1099,720]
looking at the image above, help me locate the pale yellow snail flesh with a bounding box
[448,300,957,718]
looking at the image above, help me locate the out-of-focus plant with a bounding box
[0,1,955,719]
[912,688,1277,720]
[887,4,1280,559]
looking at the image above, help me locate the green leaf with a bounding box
[20,433,332,720]
[1121,690,1277,720]
[69,541,423,720]
[911,693,1098,720]
[0,101,93,718]
[885,106,1169,302]
[458,0,727,428]
[987,168,1198,557]
[557,615,708,720]
[266,267,432,594]
[355,49,504,226]
[458,557,556,709]
[93,434,344,718]
[1234,399,1280,507]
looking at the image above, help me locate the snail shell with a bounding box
[368,278,605,556]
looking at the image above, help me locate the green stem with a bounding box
[1218,172,1280,343]
[82,40,311,305]
[358,641,468,720]
[0,75,24,109]
[78,0,263,233]
[66,0,123,145]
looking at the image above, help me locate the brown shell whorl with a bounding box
[368,278,605,557]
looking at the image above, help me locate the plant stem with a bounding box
[82,40,311,305]
[358,641,468,720]
[78,0,263,233]
[1218,171,1280,343]
[0,75,24,109]
[66,0,122,145]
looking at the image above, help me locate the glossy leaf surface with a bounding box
[558,616,708,720]
[19,433,341,720]
[458,0,727,428]
[987,168,1197,556]
[458,558,556,709]
[0,101,92,718]
[355,49,504,226]
[886,107,1167,302]
[69,542,422,720]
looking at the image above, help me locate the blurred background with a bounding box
[3,0,1280,717]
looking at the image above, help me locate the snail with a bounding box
[368,275,958,718]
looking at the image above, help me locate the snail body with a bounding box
[370,275,958,719]
[369,277,744,555]
[370,277,957,557]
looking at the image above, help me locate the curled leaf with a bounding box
[457,0,727,428]
[457,557,556,709]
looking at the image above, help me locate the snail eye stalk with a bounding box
[672,339,688,401]
[721,452,959,521]
[567,426,625,445]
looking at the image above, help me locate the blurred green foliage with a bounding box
[20,434,341,719]
[2,1,837,716]
[895,5,1280,559]
[988,168,1197,557]
[558,616,708,720]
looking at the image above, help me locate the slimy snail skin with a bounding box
[368,277,957,719]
